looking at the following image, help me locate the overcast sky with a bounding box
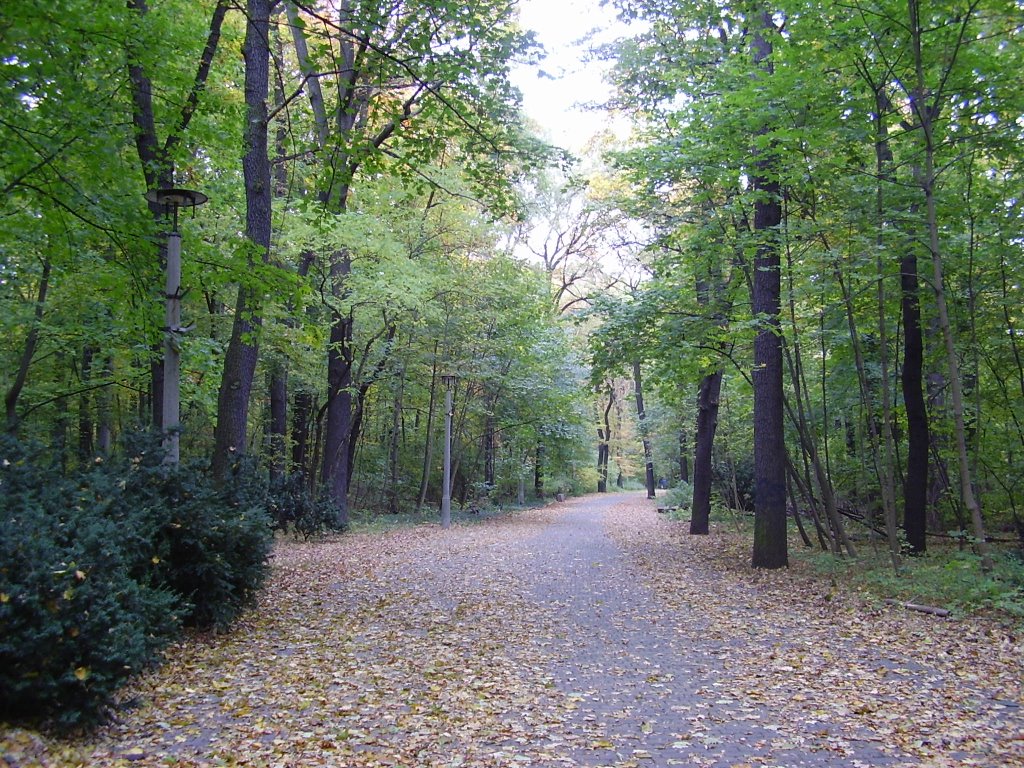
[511,0,624,154]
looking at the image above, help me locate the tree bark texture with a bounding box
[212,0,271,482]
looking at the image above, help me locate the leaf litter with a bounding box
[1,494,1020,767]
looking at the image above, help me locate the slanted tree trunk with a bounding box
[750,8,787,569]
[5,258,50,435]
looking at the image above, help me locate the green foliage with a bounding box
[0,433,273,726]
[662,482,693,510]
[104,433,273,630]
[267,476,342,540]
[804,545,1024,619]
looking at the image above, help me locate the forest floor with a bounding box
[2,493,1022,767]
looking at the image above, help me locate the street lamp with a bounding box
[145,188,208,464]
[440,373,457,529]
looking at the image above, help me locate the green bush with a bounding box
[0,439,181,727]
[267,474,341,539]
[0,433,273,726]
[102,436,273,630]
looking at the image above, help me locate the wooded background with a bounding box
[3,0,1022,569]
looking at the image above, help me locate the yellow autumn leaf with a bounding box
[74,667,90,681]
[0,592,9,603]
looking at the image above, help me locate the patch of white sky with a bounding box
[508,0,652,284]
[510,0,629,155]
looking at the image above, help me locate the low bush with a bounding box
[268,474,343,539]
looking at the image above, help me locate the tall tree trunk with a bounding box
[484,415,496,488]
[292,390,313,481]
[750,9,787,569]
[633,360,657,499]
[597,387,614,493]
[127,0,228,429]
[266,16,293,488]
[690,370,723,534]
[96,356,114,455]
[268,365,287,484]
[388,372,405,514]
[212,0,272,482]
[836,265,900,569]
[535,442,545,499]
[900,187,930,552]
[323,308,354,526]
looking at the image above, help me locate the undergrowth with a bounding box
[799,543,1024,619]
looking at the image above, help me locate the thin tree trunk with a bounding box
[535,442,545,499]
[417,351,439,511]
[388,372,405,514]
[835,265,900,569]
[908,0,991,570]
[78,344,96,462]
[597,387,614,493]
[690,370,723,534]
[96,355,114,455]
[784,247,850,555]
[268,366,287,484]
[633,360,657,499]
[678,428,689,484]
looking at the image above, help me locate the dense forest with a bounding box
[2,0,1022,726]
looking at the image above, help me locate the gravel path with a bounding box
[507,493,910,768]
[10,492,1020,767]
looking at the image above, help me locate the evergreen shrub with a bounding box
[0,438,180,726]
[0,433,273,726]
